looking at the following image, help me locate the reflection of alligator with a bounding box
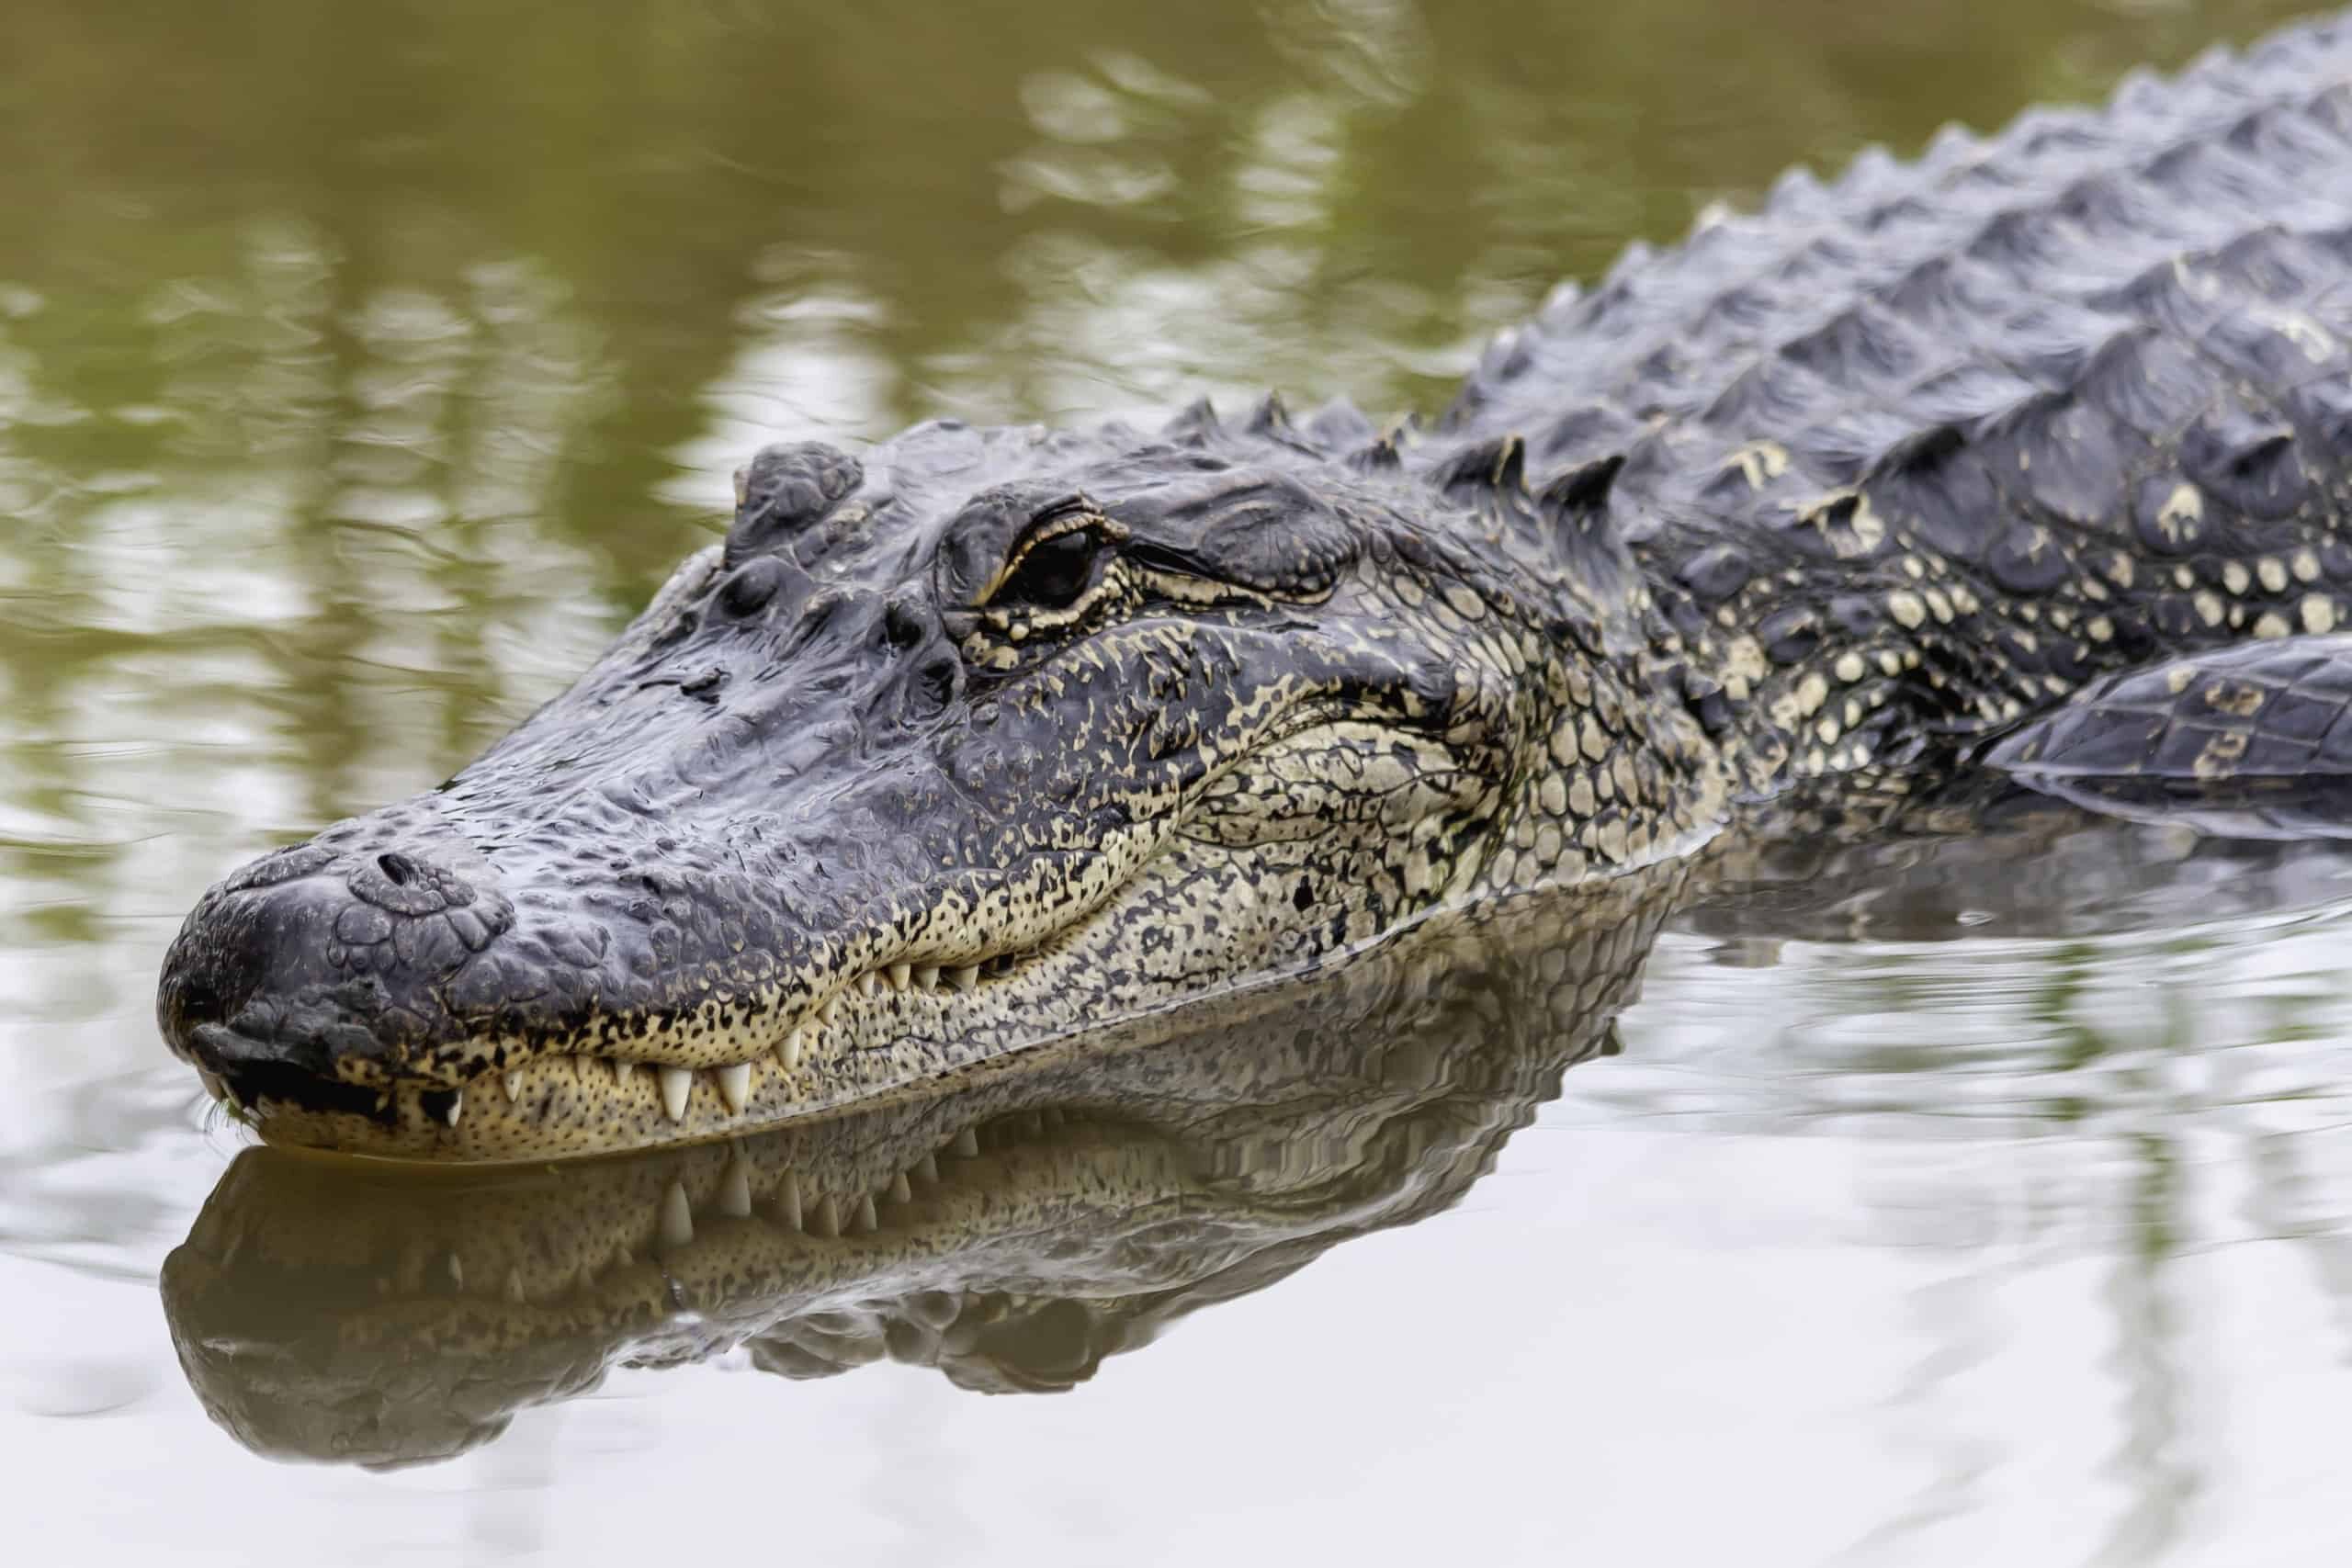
[157,14,2352,1157]
[161,867,1684,1466]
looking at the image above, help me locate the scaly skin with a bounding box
[157,11,2352,1158]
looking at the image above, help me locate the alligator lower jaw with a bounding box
[221,928,1172,1161]
[220,894,1120,1158]
[244,1042,1041,1164]
[238,931,1289,1161]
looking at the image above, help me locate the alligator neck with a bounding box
[1494,515,2038,888]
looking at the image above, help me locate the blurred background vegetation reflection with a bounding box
[6,0,2352,1561]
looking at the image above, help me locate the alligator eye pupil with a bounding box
[997,530,1100,611]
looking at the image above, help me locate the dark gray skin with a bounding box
[1985,633,2352,835]
[159,11,2352,1158]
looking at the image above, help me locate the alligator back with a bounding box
[1449,12,2352,756]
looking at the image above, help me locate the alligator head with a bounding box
[156,402,1727,1157]
[160,874,1680,1465]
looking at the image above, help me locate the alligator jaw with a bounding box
[214,755,1512,1163]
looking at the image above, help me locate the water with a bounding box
[6,0,2351,1561]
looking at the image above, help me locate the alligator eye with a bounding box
[994,528,1104,613]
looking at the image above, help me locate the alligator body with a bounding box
[158,11,2352,1159]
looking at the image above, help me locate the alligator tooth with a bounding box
[197,1069,228,1104]
[503,1268,526,1303]
[915,1152,940,1184]
[776,1030,804,1071]
[887,962,910,990]
[947,965,978,991]
[502,1071,523,1103]
[715,1062,752,1113]
[442,1089,464,1128]
[612,1059,636,1088]
[822,997,842,1024]
[855,1195,879,1233]
[889,1172,912,1204]
[913,964,939,989]
[812,1195,841,1239]
[719,1161,752,1218]
[951,1127,979,1158]
[659,1181,694,1248]
[856,973,877,998]
[444,1251,464,1290]
[657,1066,691,1122]
[778,1170,803,1229]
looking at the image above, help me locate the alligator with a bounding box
[157,10,2352,1160]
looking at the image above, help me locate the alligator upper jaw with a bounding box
[158,871,1687,1467]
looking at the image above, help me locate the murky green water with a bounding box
[7,0,2352,1562]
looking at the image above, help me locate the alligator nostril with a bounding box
[164,970,231,1039]
[378,853,419,886]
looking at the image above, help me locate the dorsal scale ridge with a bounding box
[1430,434,1527,498]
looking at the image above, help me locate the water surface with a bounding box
[6,1,2352,1562]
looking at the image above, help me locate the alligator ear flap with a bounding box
[1431,434,1528,499]
[1163,397,1222,446]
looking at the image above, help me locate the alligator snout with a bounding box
[158,829,517,1115]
